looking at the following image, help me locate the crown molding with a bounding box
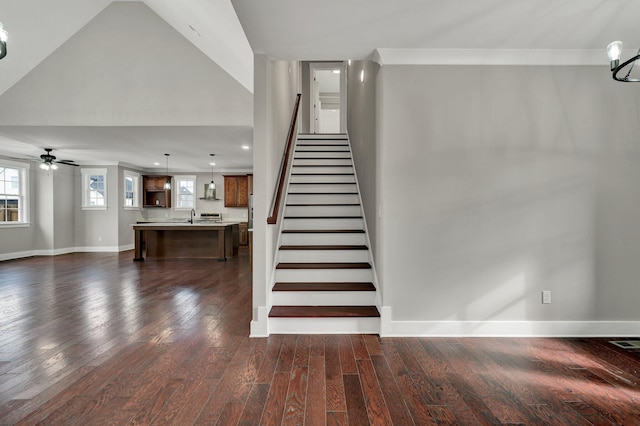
[373,48,619,66]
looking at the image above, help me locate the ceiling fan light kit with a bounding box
[38,148,78,170]
[607,40,640,82]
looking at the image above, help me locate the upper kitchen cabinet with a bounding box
[224,175,249,208]
[143,175,172,208]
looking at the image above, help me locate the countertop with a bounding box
[133,221,241,228]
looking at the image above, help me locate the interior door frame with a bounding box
[309,62,347,134]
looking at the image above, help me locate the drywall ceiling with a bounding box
[231,0,640,60]
[0,1,254,172]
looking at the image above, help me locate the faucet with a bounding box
[190,209,196,224]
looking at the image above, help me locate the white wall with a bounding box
[378,64,640,334]
[251,55,300,336]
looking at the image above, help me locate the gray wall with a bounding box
[252,55,300,333]
[0,2,252,126]
[347,61,380,256]
[74,165,120,249]
[378,64,640,323]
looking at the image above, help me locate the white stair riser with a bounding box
[296,146,350,153]
[289,175,355,184]
[269,317,380,334]
[291,166,354,174]
[288,183,357,193]
[285,205,361,216]
[294,151,351,159]
[283,218,363,230]
[293,158,352,166]
[275,268,373,282]
[272,291,376,306]
[280,233,367,245]
[278,249,369,263]
[286,193,360,204]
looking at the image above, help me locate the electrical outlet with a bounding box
[542,290,551,304]
[98,236,102,242]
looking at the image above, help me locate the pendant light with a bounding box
[204,154,218,200]
[163,153,171,189]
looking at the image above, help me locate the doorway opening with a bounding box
[309,62,346,134]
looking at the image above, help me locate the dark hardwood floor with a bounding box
[1,250,640,425]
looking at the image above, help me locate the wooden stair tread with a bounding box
[295,150,350,152]
[289,182,355,184]
[291,173,354,176]
[273,282,375,291]
[288,192,358,195]
[292,165,352,167]
[282,229,365,234]
[295,157,352,160]
[286,203,360,206]
[269,305,380,318]
[276,262,371,269]
[284,216,362,219]
[279,245,368,250]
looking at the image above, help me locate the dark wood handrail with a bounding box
[267,93,302,225]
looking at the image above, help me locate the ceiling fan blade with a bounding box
[54,160,79,167]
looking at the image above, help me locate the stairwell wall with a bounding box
[377,64,640,336]
[251,55,300,336]
[347,61,380,258]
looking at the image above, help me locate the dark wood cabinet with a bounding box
[143,175,172,208]
[224,175,249,207]
[239,222,248,246]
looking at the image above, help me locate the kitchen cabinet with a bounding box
[239,222,248,246]
[224,175,249,207]
[143,175,172,208]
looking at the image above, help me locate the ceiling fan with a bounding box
[39,148,78,170]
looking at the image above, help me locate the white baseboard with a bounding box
[33,247,75,257]
[0,250,36,261]
[75,246,121,253]
[380,307,640,337]
[250,306,269,337]
[1,244,135,261]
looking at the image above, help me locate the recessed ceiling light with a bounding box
[209,162,216,166]
[153,162,160,166]
[333,69,340,74]
[242,145,250,150]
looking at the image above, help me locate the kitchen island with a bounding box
[132,222,240,261]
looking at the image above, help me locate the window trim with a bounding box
[123,170,141,210]
[174,175,197,211]
[0,159,30,227]
[81,168,108,211]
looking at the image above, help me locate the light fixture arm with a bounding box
[608,41,640,82]
[611,54,640,82]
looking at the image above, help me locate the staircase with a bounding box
[268,133,380,334]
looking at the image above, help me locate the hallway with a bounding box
[1,251,639,424]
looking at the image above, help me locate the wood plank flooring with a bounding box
[1,251,640,424]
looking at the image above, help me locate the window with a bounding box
[175,175,196,210]
[123,170,140,209]
[81,168,108,210]
[0,160,29,226]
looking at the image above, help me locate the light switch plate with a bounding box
[542,290,551,304]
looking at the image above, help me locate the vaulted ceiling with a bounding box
[1,0,638,171]
[0,0,254,172]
